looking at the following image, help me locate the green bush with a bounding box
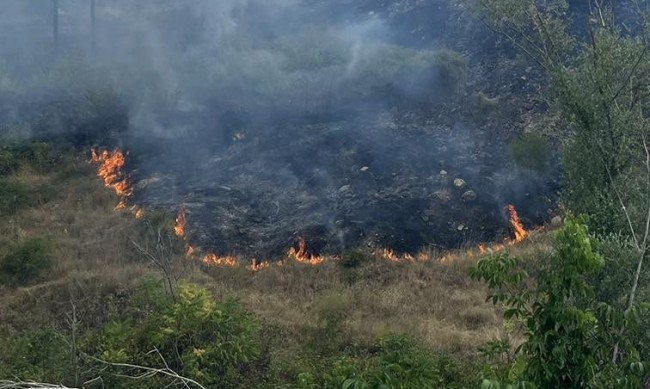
[0,330,70,384]
[311,335,470,389]
[0,238,53,285]
[0,141,63,176]
[509,133,550,171]
[0,179,30,215]
[97,282,261,388]
[339,248,375,269]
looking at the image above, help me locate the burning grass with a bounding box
[0,145,556,374]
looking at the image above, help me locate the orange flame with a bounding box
[248,259,271,272]
[202,253,239,267]
[506,204,528,242]
[288,238,325,265]
[175,207,187,237]
[90,149,133,201]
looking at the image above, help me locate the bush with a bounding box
[0,179,30,215]
[509,133,550,171]
[0,238,53,285]
[0,330,70,384]
[97,282,262,388]
[316,335,470,389]
[0,141,63,176]
[339,248,374,269]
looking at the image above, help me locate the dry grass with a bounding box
[0,150,555,360]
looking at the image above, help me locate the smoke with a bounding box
[0,0,558,257]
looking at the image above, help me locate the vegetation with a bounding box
[2,1,650,388]
[508,133,550,172]
[0,238,52,285]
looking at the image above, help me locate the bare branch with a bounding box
[83,350,206,389]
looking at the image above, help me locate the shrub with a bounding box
[97,282,261,388]
[0,179,30,215]
[0,238,52,285]
[0,141,63,176]
[0,330,70,384]
[509,133,550,171]
[320,335,469,389]
[339,248,374,269]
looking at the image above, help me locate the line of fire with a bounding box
[90,147,533,273]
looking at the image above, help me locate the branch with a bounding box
[84,349,206,389]
[0,381,75,389]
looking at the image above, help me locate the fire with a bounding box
[185,245,195,257]
[288,237,325,265]
[379,248,422,263]
[175,207,187,237]
[248,259,270,272]
[506,204,528,242]
[202,253,239,267]
[90,148,133,209]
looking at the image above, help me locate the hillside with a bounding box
[0,143,554,387]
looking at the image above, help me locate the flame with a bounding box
[202,253,239,267]
[185,245,195,257]
[90,148,134,209]
[248,259,270,272]
[506,204,528,242]
[175,207,187,237]
[288,238,325,265]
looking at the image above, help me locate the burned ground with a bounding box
[126,110,558,259]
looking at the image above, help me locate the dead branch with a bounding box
[0,381,75,389]
[84,349,206,389]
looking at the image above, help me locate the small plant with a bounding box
[0,238,53,285]
[339,248,374,269]
[0,179,30,215]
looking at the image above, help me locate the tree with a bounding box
[470,0,650,234]
[472,218,648,388]
[469,0,650,373]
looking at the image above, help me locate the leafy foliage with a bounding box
[96,282,261,388]
[0,238,52,285]
[471,218,648,387]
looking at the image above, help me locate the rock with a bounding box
[453,178,466,189]
[457,224,465,231]
[360,166,369,172]
[550,216,563,228]
[461,190,477,202]
[439,170,448,176]
[338,185,351,193]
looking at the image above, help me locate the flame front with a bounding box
[506,204,528,242]
[175,207,187,237]
[288,237,325,265]
[202,253,238,267]
[248,259,271,272]
[90,148,134,210]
